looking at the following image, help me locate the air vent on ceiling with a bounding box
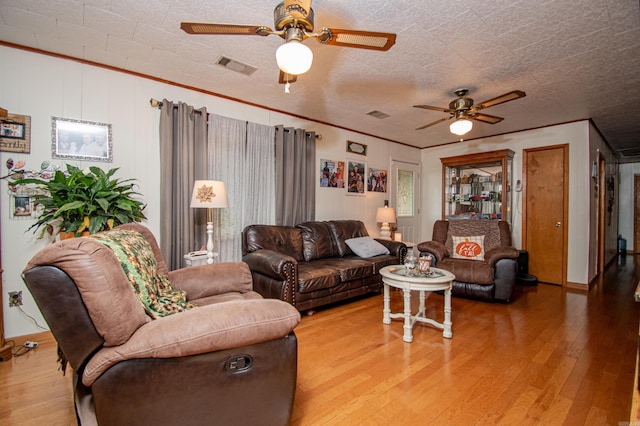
[215,56,257,76]
[367,110,391,119]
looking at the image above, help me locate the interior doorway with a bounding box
[522,145,569,286]
[635,175,640,254]
[390,159,421,244]
[597,153,606,275]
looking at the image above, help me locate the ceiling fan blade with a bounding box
[278,71,298,84]
[413,104,453,113]
[180,22,272,36]
[315,28,396,51]
[475,90,526,110]
[415,116,452,130]
[284,0,313,19]
[469,113,504,124]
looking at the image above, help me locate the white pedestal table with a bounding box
[379,265,455,342]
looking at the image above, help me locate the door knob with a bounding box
[555,221,561,227]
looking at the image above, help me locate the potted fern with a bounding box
[15,164,146,238]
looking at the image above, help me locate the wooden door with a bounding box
[390,159,421,243]
[523,145,568,286]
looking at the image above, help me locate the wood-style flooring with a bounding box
[1,255,638,425]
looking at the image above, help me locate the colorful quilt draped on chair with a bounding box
[90,229,196,318]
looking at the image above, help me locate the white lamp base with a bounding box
[380,222,392,240]
[206,221,214,264]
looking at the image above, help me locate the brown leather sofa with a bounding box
[417,220,519,302]
[242,220,407,312]
[22,223,300,426]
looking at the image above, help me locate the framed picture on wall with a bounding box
[346,159,366,196]
[346,140,367,156]
[320,159,345,188]
[367,167,388,193]
[51,116,113,162]
[0,114,31,153]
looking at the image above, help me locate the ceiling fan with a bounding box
[180,0,396,86]
[414,89,526,135]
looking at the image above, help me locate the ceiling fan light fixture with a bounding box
[449,118,473,136]
[276,40,313,75]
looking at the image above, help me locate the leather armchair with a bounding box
[418,220,519,302]
[22,223,300,426]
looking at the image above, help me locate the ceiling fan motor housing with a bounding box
[449,97,474,111]
[274,2,315,32]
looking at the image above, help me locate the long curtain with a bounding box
[275,125,316,226]
[207,115,275,261]
[158,100,208,269]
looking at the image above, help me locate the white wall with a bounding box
[420,121,592,286]
[0,45,419,338]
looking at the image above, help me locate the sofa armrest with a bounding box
[242,249,297,280]
[374,239,407,261]
[417,241,448,262]
[169,262,253,300]
[484,246,519,267]
[82,298,301,386]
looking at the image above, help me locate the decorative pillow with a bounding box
[345,236,390,258]
[451,235,485,260]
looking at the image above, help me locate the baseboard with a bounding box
[566,281,589,291]
[6,331,53,346]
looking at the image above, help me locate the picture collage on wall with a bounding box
[2,113,114,221]
[320,158,387,195]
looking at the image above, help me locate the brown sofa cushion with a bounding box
[327,220,369,257]
[438,257,494,285]
[297,221,340,261]
[244,225,304,262]
[296,262,341,293]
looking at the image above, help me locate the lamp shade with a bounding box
[190,180,228,209]
[449,118,473,136]
[276,40,313,75]
[376,206,396,224]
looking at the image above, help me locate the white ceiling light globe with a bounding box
[449,118,473,136]
[276,40,313,75]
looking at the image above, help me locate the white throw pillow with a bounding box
[345,237,390,258]
[451,235,485,260]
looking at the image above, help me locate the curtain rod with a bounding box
[281,127,321,139]
[151,98,321,139]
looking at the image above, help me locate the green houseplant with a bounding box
[16,164,147,238]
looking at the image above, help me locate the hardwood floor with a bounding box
[1,255,638,425]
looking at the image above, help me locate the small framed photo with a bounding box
[10,195,34,218]
[346,159,366,196]
[320,159,345,188]
[346,140,367,156]
[367,167,388,193]
[0,114,31,153]
[52,116,112,162]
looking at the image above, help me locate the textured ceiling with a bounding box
[1,0,639,162]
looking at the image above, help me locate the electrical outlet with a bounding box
[8,291,22,307]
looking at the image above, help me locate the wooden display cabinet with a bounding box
[441,149,514,224]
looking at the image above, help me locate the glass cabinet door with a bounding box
[441,149,514,223]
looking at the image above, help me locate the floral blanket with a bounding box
[90,230,195,318]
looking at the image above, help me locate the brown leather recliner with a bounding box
[21,223,300,426]
[417,220,519,302]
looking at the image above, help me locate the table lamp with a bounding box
[190,180,228,264]
[376,206,396,240]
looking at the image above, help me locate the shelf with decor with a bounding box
[440,149,514,224]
